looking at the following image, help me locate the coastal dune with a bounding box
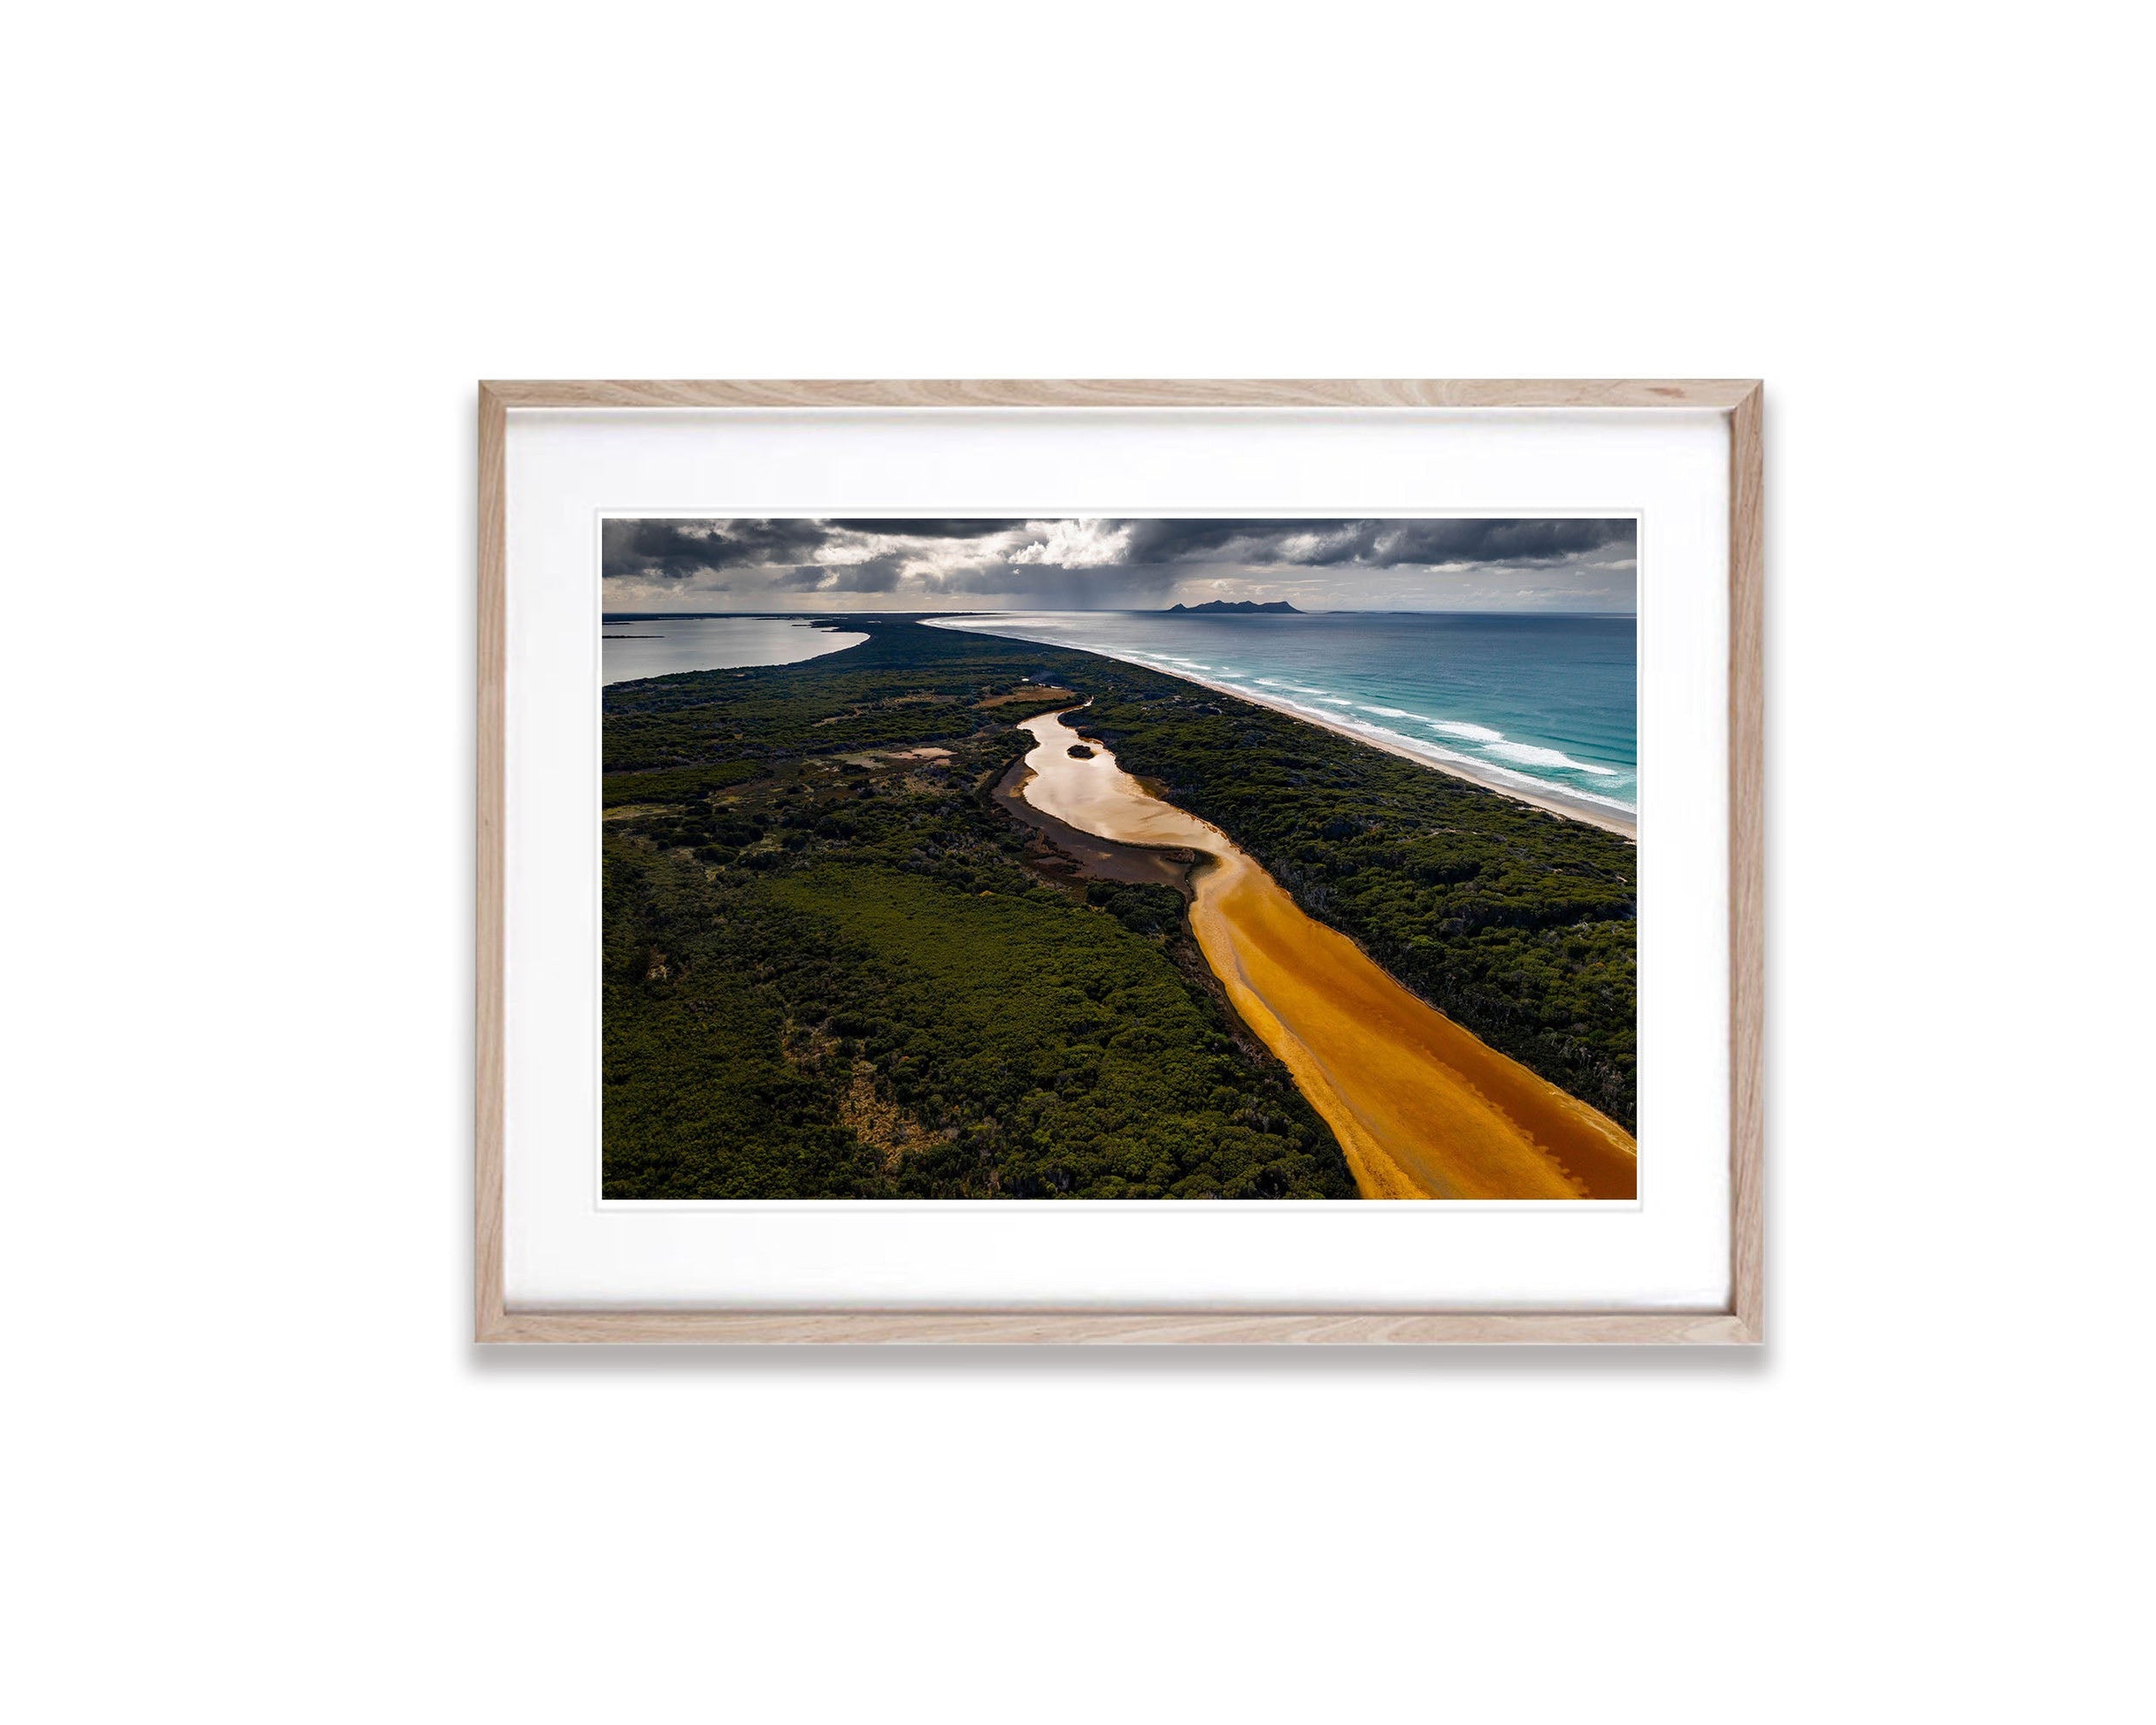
[1015,711,1638,1200]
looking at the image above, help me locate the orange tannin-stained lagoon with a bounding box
[1012,708,1638,1201]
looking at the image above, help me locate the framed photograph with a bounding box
[477,381,1763,1343]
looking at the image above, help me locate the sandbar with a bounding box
[1014,710,1638,1200]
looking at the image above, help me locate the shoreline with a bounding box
[1248,693,1638,840]
[1147,664,1638,840]
[989,755,1197,894]
[1008,710,1637,1199]
[923,620,1637,840]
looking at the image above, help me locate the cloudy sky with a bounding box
[601,517,1637,613]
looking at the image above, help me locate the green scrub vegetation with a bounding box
[604,621,1350,1199]
[1080,692,1638,1130]
[602,617,1635,1199]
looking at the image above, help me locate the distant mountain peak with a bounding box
[1165,599,1300,614]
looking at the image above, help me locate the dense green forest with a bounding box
[604,620,1354,1199]
[602,617,1636,1199]
[1078,689,1638,1129]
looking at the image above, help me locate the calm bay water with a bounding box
[927,611,1637,815]
[601,615,867,685]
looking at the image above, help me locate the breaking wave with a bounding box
[1487,740,1618,775]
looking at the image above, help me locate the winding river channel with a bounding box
[1015,710,1638,1200]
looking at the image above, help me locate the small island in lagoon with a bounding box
[600,518,1637,1200]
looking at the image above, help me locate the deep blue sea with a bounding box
[927,611,1637,816]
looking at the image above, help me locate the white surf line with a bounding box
[923,618,1636,839]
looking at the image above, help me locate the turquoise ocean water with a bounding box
[927,611,1637,817]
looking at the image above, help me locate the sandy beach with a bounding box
[1143,664,1636,840]
[924,615,1637,838]
[1254,696,1637,840]
[1014,711,1638,1200]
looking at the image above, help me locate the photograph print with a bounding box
[601,517,1637,1201]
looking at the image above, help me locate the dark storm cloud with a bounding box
[927,560,1181,608]
[603,516,1634,584]
[1361,518,1634,565]
[772,556,905,595]
[1119,518,1634,568]
[822,519,1026,538]
[602,518,833,582]
[601,519,1030,583]
[1117,519,1370,563]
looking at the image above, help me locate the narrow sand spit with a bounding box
[1015,710,1637,1200]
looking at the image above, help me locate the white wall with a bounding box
[9,6,2145,1722]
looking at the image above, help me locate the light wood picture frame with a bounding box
[477,380,1763,1344]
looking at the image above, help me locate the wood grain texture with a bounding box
[475,385,507,1340]
[475,380,1765,1344]
[1727,385,1766,1343]
[480,378,1759,412]
[478,1309,1752,1345]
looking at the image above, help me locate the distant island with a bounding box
[1164,600,1300,614]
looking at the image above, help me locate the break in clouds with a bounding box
[601,517,1637,613]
